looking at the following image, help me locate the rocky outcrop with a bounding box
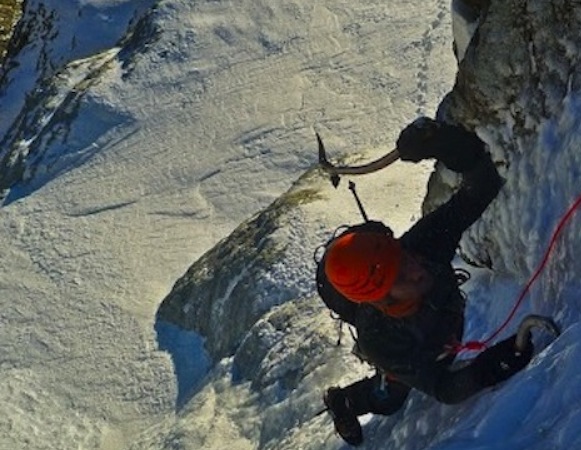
[0,0,21,63]
[427,0,581,274]
[157,170,326,362]
[0,0,158,203]
[447,0,581,129]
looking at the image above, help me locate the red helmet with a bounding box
[324,231,402,303]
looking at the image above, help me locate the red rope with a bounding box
[454,191,581,354]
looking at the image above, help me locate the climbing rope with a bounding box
[453,190,581,354]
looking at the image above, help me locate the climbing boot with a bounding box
[323,387,363,446]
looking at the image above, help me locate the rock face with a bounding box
[157,170,326,362]
[448,0,580,129]
[427,0,581,272]
[0,0,21,62]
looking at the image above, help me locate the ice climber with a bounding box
[315,118,534,446]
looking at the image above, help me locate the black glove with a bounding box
[396,117,486,172]
[396,117,442,162]
[473,334,534,387]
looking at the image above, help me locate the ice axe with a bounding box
[317,132,400,187]
[515,314,561,353]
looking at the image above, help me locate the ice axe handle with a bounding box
[316,132,400,181]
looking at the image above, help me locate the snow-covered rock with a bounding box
[434,0,581,324]
[157,169,329,361]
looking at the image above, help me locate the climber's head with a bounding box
[324,231,402,303]
[324,230,433,310]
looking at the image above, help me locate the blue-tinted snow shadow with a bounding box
[2,102,138,206]
[155,319,211,410]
